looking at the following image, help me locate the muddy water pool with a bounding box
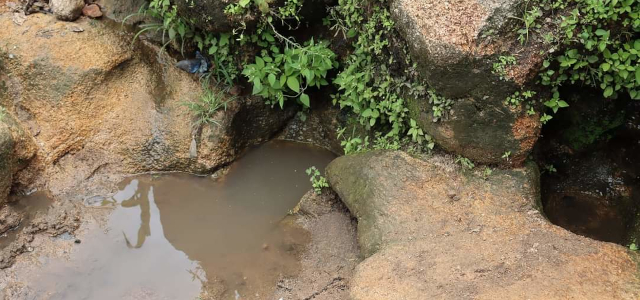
[22,140,336,300]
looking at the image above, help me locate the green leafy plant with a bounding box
[482,167,493,180]
[428,90,454,122]
[502,151,512,161]
[372,132,401,150]
[337,127,369,155]
[505,90,537,107]
[455,156,475,170]
[536,0,640,122]
[125,0,240,84]
[511,3,543,45]
[492,55,517,80]
[306,166,329,194]
[329,0,433,148]
[243,39,337,109]
[183,82,233,128]
[545,164,557,173]
[224,0,253,16]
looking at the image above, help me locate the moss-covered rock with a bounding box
[327,150,640,299]
[392,0,545,165]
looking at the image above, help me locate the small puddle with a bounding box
[25,140,335,299]
[0,192,53,248]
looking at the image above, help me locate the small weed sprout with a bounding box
[427,90,454,123]
[306,166,329,194]
[482,167,493,180]
[545,164,557,173]
[455,156,475,170]
[502,151,512,161]
[0,106,5,121]
[511,4,542,45]
[630,240,638,251]
[183,82,233,129]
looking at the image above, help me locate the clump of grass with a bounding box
[183,82,233,129]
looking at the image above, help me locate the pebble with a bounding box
[82,4,102,18]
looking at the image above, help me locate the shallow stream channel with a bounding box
[10,140,336,300]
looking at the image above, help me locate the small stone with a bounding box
[51,0,84,21]
[82,4,102,18]
[452,195,461,202]
[229,85,242,96]
[262,243,269,250]
[447,190,457,199]
[74,239,81,244]
[69,26,84,33]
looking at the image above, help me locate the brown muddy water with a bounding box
[23,140,336,300]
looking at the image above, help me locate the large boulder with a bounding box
[0,13,293,200]
[327,151,640,299]
[393,0,543,165]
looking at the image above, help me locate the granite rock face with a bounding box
[393,0,544,165]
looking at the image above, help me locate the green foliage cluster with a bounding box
[492,55,517,80]
[455,155,475,170]
[505,90,539,115]
[328,0,434,148]
[243,40,337,109]
[128,0,239,84]
[523,0,640,123]
[513,4,543,45]
[337,127,370,155]
[337,126,429,155]
[306,166,329,194]
[541,0,639,100]
[134,0,439,155]
[183,81,233,128]
[427,90,454,122]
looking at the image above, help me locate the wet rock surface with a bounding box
[0,13,293,203]
[275,190,359,300]
[0,114,36,206]
[327,151,640,299]
[394,0,543,165]
[277,102,347,154]
[538,95,640,245]
[0,198,79,269]
[0,11,294,274]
